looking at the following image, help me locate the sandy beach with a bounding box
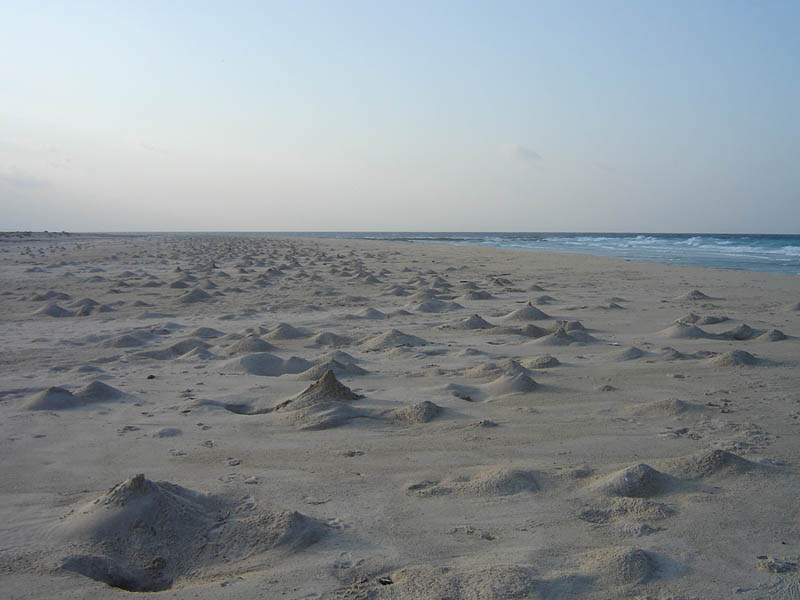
[1,232,799,599]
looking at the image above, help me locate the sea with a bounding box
[285,232,800,276]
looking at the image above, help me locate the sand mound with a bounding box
[141,280,165,288]
[276,371,367,429]
[137,311,177,320]
[410,467,539,498]
[441,314,495,330]
[388,400,442,424]
[410,299,464,313]
[443,382,480,402]
[264,322,309,340]
[499,304,550,321]
[176,288,213,303]
[461,467,539,496]
[58,474,324,591]
[758,328,787,341]
[73,304,99,316]
[75,302,113,316]
[74,365,105,374]
[427,275,452,288]
[297,359,368,380]
[382,285,410,297]
[665,449,757,479]
[627,398,706,418]
[222,352,313,376]
[177,346,217,361]
[502,323,551,338]
[338,564,535,599]
[34,302,75,317]
[593,464,669,498]
[698,315,728,325]
[532,327,597,346]
[188,327,225,339]
[361,329,428,351]
[484,373,538,398]
[659,346,717,361]
[71,297,99,308]
[675,313,729,325]
[103,332,152,348]
[524,354,560,368]
[464,359,529,378]
[580,498,676,525]
[408,289,442,302]
[676,313,701,324]
[458,289,495,301]
[26,387,79,410]
[529,328,573,346]
[581,547,657,587]
[222,335,277,356]
[133,338,211,360]
[609,346,645,361]
[26,381,125,410]
[559,319,586,331]
[75,381,125,403]
[677,289,711,301]
[344,307,388,320]
[659,346,687,360]
[284,402,368,431]
[720,324,757,340]
[710,349,759,366]
[659,323,709,339]
[485,276,513,287]
[354,272,381,284]
[31,290,71,302]
[359,307,389,319]
[276,370,363,411]
[307,331,353,347]
[314,350,360,364]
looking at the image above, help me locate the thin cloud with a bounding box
[592,161,615,175]
[500,143,542,163]
[0,167,50,190]
[140,141,168,154]
[515,145,541,161]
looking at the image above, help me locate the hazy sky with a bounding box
[2,1,799,232]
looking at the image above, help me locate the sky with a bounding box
[1,0,799,233]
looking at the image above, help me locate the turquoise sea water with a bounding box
[283,232,800,275]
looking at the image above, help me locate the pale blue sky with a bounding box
[1,0,798,232]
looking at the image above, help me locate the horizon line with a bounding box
[2,230,799,237]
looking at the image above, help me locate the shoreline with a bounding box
[6,231,800,284]
[4,230,798,276]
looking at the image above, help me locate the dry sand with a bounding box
[1,231,799,599]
